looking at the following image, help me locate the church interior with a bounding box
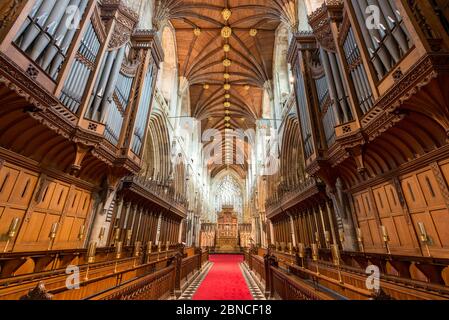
[0,0,449,301]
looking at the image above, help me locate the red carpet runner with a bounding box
[193,254,253,300]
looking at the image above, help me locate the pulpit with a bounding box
[215,206,240,253]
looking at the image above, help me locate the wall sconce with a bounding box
[357,228,364,252]
[114,241,123,273]
[134,241,142,258]
[147,241,153,263]
[418,222,431,257]
[339,229,345,244]
[98,227,106,242]
[87,241,97,264]
[78,225,85,241]
[114,228,121,243]
[324,231,331,248]
[381,225,391,254]
[85,241,97,280]
[48,222,59,250]
[126,229,132,246]
[314,232,320,247]
[331,244,343,283]
[3,217,20,253]
[298,243,305,268]
[311,243,320,275]
[115,241,123,259]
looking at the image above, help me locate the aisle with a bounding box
[193,255,253,300]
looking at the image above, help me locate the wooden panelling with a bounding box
[402,167,449,258]
[0,161,93,253]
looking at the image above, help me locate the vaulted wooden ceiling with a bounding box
[155,0,297,173]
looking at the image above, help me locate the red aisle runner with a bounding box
[193,254,253,300]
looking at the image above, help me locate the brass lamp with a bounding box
[314,231,320,246]
[324,231,331,248]
[418,222,431,257]
[3,217,20,253]
[114,241,123,273]
[48,222,59,250]
[331,244,341,266]
[134,241,142,258]
[311,243,319,262]
[298,243,305,269]
[381,225,391,254]
[126,229,132,246]
[311,243,320,275]
[78,225,85,241]
[331,244,343,283]
[85,241,97,280]
[114,228,121,242]
[115,241,123,259]
[357,228,364,252]
[418,222,429,243]
[87,241,97,264]
[49,222,59,239]
[146,241,153,263]
[98,227,106,241]
[339,229,345,243]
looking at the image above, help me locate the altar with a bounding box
[215,205,240,253]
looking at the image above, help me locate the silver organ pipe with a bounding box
[14,0,89,79]
[314,74,336,146]
[85,44,134,146]
[88,50,118,120]
[60,21,100,114]
[99,46,126,122]
[351,0,411,79]
[132,64,155,155]
[294,67,314,159]
[343,28,374,114]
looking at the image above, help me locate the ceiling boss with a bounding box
[221,26,232,38]
[222,8,232,21]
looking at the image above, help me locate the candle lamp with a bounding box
[157,242,162,261]
[298,243,305,268]
[114,228,121,242]
[85,241,97,280]
[115,241,123,259]
[49,222,59,239]
[134,241,142,258]
[331,244,341,266]
[381,225,391,254]
[146,241,153,263]
[288,242,293,254]
[48,222,59,250]
[78,225,85,241]
[114,241,123,273]
[324,231,331,248]
[126,230,132,245]
[418,222,431,257]
[311,243,320,275]
[3,217,20,253]
[339,229,345,244]
[418,222,428,242]
[314,232,320,246]
[331,244,343,283]
[98,227,106,241]
[87,241,97,264]
[357,228,364,252]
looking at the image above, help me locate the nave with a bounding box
[1,0,449,301]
